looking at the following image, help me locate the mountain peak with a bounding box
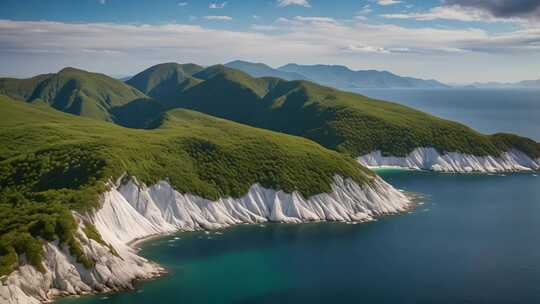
[143,62,204,73]
[0,67,147,122]
[126,62,205,97]
[58,67,89,74]
[226,60,271,68]
[194,64,250,80]
[225,61,306,81]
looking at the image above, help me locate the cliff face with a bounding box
[1,175,412,303]
[358,148,540,173]
[1,223,163,304]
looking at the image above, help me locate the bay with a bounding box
[59,171,540,304]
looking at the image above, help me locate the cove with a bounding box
[58,171,540,304]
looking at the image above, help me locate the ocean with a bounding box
[356,88,540,141]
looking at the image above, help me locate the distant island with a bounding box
[457,79,540,89]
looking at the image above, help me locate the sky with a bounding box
[0,0,539,83]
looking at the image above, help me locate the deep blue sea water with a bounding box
[356,88,540,141]
[58,89,540,304]
[59,171,540,304]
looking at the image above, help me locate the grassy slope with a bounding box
[0,67,153,124]
[129,64,540,159]
[0,95,372,276]
[126,63,204,104]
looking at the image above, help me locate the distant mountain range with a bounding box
[465,79,540,88]
[224,60,307,81]
[225,60,448,89]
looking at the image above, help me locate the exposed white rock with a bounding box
[358,148,540,173]
[1,223,163,304]
[2,175,411,303]
[0,284,40,304]
[92,175,411,247]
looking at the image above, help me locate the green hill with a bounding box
[0,94,372,276]
[0,67,157,125]
[126,62,204,104]
[128,64,540,159]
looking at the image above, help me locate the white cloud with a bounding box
[0,19,538,81]
[381,5,514,22]
[344,45,391,54]
[277,0,311,8]
[209,2,227,9]
[274,16,338,27]
[445,0,540,23]
[251,25,278,31]
[357,5,372,16]
[178,2,188,7]
[2,17,533,56]
[204,15,232,21]
[82,48,123,55]
[377,0,402,6]
[293,16,338,24]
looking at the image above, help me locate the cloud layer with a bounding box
[445,0,540,19]
[209,2,227,9]
[204,15,232,20]
[377,0,402,6]
[0,17,538,82]
[383,1,540,24]
[277,0,311,8]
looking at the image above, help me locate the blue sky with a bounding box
[0,0,436,24]
[0,0,539,82]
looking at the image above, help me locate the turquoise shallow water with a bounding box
[59,171,540,304]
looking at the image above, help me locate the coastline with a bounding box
[358,148,540,173]
[58,194,422,303]
[2,175,413,304]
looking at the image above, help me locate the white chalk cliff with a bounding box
[0,223,163,304]
[358,148,540,173]
[1,175,411,303]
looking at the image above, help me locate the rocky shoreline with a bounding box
[358,148,540,173]
[1,175,412,303]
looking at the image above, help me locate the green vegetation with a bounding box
[2,63,539,278]
[0,202,92,276]
[0,94,372,276]
[128,64,540,158]
[126,62,204,103]
[5,64,539,159]
[82,221,119,257]
[0,67,153,124]
[82,222,106,246]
